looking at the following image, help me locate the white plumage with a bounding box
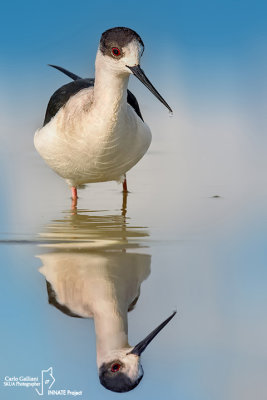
[34,50,151,187]
[34,27,171,203]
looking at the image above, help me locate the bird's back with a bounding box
[43,66,143,126]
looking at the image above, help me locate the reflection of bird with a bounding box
[37,203,176,392]
[34,27,172,206]
[39,192,146,248]
[38,252,175,393]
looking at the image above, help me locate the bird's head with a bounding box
[98,349,143,393]
[98,311,176,392]
[98,27,172,112]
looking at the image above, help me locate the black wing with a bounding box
[43,78,94,126]
[46,280,84,319]
[126,90,143,121]
[43,65,143,126]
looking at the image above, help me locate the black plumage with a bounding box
[43,65,143,126]
[99,361,143,393]
[100,27,144,58]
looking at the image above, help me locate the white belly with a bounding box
[34,88,152,186]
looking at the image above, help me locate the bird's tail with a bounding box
[48,64,82,81]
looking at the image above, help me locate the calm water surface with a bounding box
[0,114,267,400]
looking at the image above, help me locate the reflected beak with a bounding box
[127,65,173,113]
[129,311,176,356]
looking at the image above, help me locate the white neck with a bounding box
[92,50,130,118]
[94,301,130,366]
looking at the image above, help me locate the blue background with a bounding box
[0,1,267,400]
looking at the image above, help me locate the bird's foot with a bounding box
[71,186,78,209]
[122,178,129,193]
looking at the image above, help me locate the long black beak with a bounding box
[127,65,173,113]
[129,311,176,356]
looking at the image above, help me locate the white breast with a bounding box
[34,87,151,187]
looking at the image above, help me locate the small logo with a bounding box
[2,367,82,396]
[35,367,55,396]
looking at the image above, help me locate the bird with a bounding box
[37,203,176,392]
[34,27,172,207]
[38,249,175,393]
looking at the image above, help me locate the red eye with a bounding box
[111,363,121,373]
[112,47,121,56]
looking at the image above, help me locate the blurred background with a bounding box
[0,1,267,399]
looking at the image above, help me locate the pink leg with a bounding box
[71,186,78,209]
[122,177,128,193]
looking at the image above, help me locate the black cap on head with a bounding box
[100,27,144,56]
[99,361,143,393]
